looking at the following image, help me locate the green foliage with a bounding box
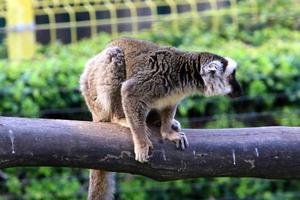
[2,167,88,199]
[1,1,300,199]
[118,176,300,200]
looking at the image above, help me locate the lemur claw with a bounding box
[176,132,189,150]
[162,130,189,150]
[175,132,189,150]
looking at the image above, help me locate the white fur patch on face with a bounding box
[224,57,237,76]
[203,81,232,97]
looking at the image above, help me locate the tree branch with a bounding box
[0,117,300,180]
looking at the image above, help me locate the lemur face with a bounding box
[223,57,242,98]
[201,56,242,98]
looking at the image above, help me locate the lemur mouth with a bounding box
[228,90,242,98]
[227,75,242,98]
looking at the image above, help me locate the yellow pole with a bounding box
[6,0,35,60]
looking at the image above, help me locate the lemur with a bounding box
[80,38,242,200]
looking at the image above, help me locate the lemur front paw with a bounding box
[134,137,153,163]
[162,131,189,150]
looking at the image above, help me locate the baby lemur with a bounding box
[80,38,242,200]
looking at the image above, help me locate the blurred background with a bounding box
[0,0,300,199]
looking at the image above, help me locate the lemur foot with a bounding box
[154,119,181,132]
[162,130,189,150]
[134,137,153,163]
[171,119,181,132]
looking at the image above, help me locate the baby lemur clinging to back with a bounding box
[80,38,242,200]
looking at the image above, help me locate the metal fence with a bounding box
[0,0,299,60]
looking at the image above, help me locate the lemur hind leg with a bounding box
[102,47,130,129]
[80,46,126,123]
[104,46,127,123]
[160,105,189,149]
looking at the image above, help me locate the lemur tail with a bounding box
[88,170,115,200]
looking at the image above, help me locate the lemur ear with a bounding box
[204,60,223,74]
[208,63,217,72]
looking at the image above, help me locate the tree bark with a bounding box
[1,116,300,180]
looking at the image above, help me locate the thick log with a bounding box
[0,116,300,181]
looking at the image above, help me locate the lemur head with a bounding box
[200,53,242,98]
